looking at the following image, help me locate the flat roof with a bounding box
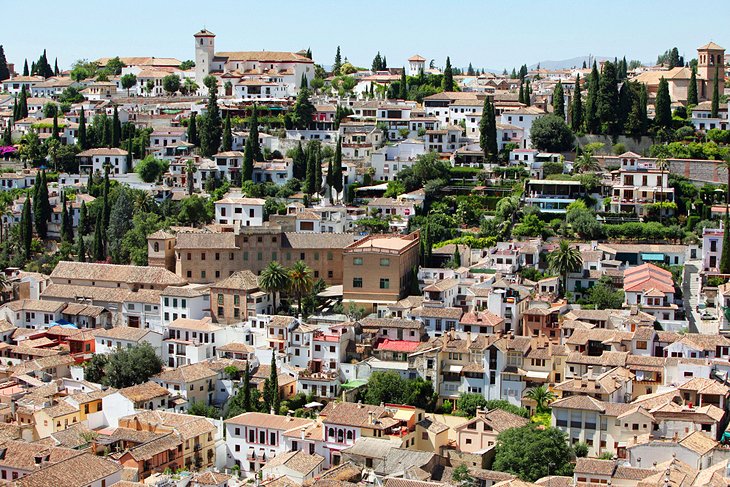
[353,237,411,251]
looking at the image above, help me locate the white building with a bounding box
[76,148,130,176]
[94,326,163,356]
[500,106,545,148]
[160,284,211,328]
[162,317,223,367]
[369,139,426,181]
[214,193,265,228]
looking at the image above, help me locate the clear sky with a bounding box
[2,0,728,72]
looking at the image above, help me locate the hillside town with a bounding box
[0,14,729,487]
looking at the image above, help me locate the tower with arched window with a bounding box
[194,29,216,85]
[697,42,725,100]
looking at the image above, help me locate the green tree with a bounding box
[111,106,121,147]
[17,86,29,119]
[248,104,262,160]
[76,234,86,262]
[162,74,181,95]
[135,156,168,183]
[291,88,315,129]
[479,96,497,161]
[332,138,343,200]
[20,197,32,259]
[60,201,73,243]
[78,201,89,236]
[99,343,163,388]
[711,65,720,119]
[687,67,698,106]
[78,109,88,150]
[457,393,487,417]
[243,136,254,183]
[120,73,137,97]
[188,401,220,419]
[547,240,583,297]
[288,260,313,317]
[585,62,600,133]
[51,112,60,142]
[0,46,9,82]
[259,261,289,314]
[530,115,574,152]
[221,113,232,152]
[452,464,475,487]
[524,385,556,414]
[106,187,134,263]
[597,60,619,134]
[33,171,51,240]
[199,81,222,157]
[573,151,600,173]
[493,425,574,481]
[654,77,672,130]
[187,112,198,146]
[399,68,408,99]
[83,353,109,383]
[185,159,196,196]
[92,210,105,262]
[364,371,406,405]
[552,80,565,119]
[443,57,454,91]
[333,46,342,75]
[720,217,730,274]
[585,276,625,309]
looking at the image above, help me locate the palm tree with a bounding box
[524,385,556,414]
[183,78,199,96]
[655,157,669,224]
[0,272,9,303]
[288,260,314,317]
[547,240,583,298]
[185,159,197,196]
[573,150,600,173]
[259,261,290,314]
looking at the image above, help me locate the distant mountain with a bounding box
[529,56,612,70]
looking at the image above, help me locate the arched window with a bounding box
[200,38,203,46]
[154,242,159,252]
[346,430,353,440]
[328,427,334,439]
[337,430,344,443]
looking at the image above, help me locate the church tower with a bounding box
[194,29,216,85]
[696,42,725,100]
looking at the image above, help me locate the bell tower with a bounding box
[696,41,725,100]
[194,28,216,85]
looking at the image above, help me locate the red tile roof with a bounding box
[374,339,421,353]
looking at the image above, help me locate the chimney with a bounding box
[587,366,593,378]
[357,400,363,409]
[466,331,472,347]
[300,427,306,440]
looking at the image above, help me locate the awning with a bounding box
[304,402,323,408]
[523,370,550,380]
[448,365,463,373]
[394,409,413,421]
[641,253,665,262]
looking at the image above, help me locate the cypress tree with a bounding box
[21,197,32,259]
[479,97,497,161]
[597,61,619,135]
[372,52,382,71]
[18,87,28,119]
[242,136,254,182]
[711,65,720,119]
[721,217,730,275]
[518,83,525,104]
[187,112,198,146]
[111,106,121,147]
[78,201,88,236]
[524,80,531,106]
[12,97,17,121]
[314,145,322,193]
[617,82,633,133]
[78,109,87,149]
[221,113,232,152]
[585,62,600,133]
[92,210,105,262]
[241,363,251,412]
[687,67,698,106]
[2,124,10,146]
[126,137,133,173]
[292,141,306,179]
[268,354,279,413]
[333,46,342,75]
[443,57,454,91]
[0,46,9,82]
[249,104,262,160]
[33,171,50,240]
[62,201,73,243]
[60,200,69,243]
[304,143,316,195]
[22,59,28,77]
[654,77,672,130]
[305,48,312,60]
[552,80,565,119]
[200,84,222,157]
[30,61,36,77]
[76,235,86,262]
[326,159,334,201]
[382,56,387,69]
[54,58,59,77]
[101,166,110,234]
[333,138,343,199]
[52,112,59,141]
[571,74,583,131]
[639,83,648,132]
[399,68,407,100]
[300,72,308,89]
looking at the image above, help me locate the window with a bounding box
[353,257,363,265]
[380,258,390,266]
[218,294,224,305]
[352,278,363,288]
[380,278,390,289]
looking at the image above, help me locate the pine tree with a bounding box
[597,61,619,134]
[22,59,28,77]
[333,46,342,75]
[0,46,9,82]
[33,171,50,240]
[242,136,254,182]
[76,235,86,262]
[199,84,222,157]
[711,65,720,118]
[552,80,565,119]
[371,52,382,72]
[187,111,198,146]
[571,74,583,131]
[467,63,475,76]
[249,104,262,160]
[654,77,672,130]
[687,67,698,106]
[78,109,87,149]
[399,68,407,100]
[479,97,497,161]
[221,113,232,152]
[585,62,600,133]
[21,197,32,259]
[443,57,454,91]
[111,106,121,147]
[78,201,88,236]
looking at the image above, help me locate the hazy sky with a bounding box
[3,0,728,72]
